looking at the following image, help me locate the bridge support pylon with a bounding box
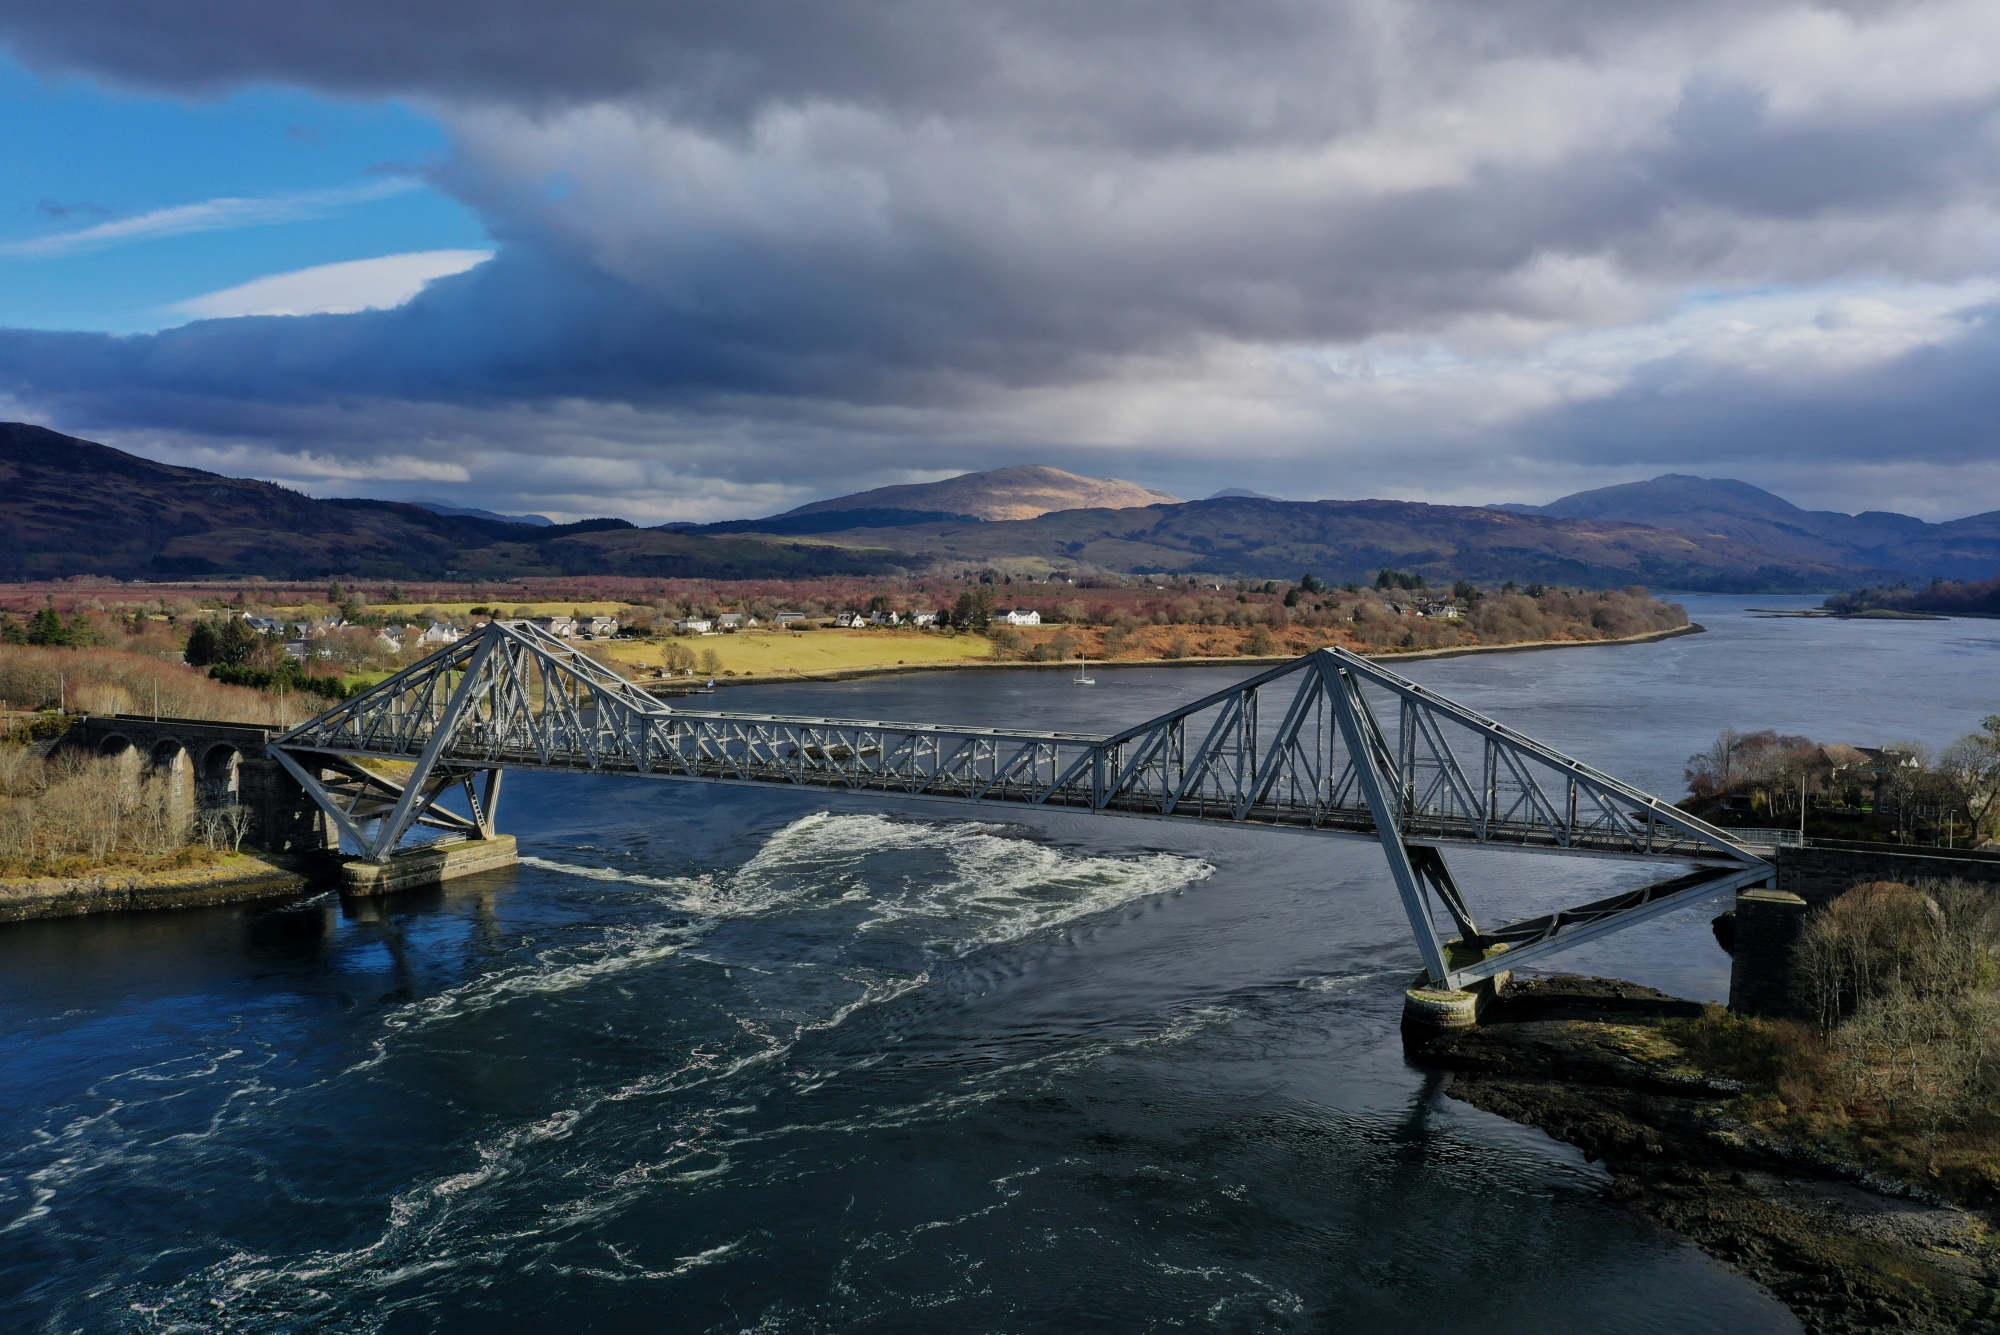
[340,834,520,896]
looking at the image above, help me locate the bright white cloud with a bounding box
[0,178,420,258]
[172,249,493,320]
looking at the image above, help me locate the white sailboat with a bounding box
[1073,655,1096,685]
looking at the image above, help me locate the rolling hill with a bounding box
[0,423,911,581]
[9,424,1999,589]
[701,464,1182,535]
[1501,474,2000,582]
[773,495,1861,589]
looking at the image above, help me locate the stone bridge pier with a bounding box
[64,715,338,857]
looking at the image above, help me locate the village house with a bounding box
[773,612,807,628]
[583,615,620,638]
[531,614,578,639]
[675,616,713,635]
[909,610,938,627]
[868,610,902,626]
[835,611,867,628]
[716,612,747,631]
[416,621,464,647]
[994,608,1042,626]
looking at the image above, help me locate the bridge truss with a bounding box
[271,621,1769,989]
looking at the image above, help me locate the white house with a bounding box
[774,612,808,628]
[531,615,578,639]
[909,610,937,627]
[835,611,867,628]
[994,608,1042,627]
[716,612,746,630]
[417,621,464,646]
[583,615,620,638]
[868,610,902,626]
[675,617,713,635]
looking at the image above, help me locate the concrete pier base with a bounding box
[340,835,519,896]
[1402,969,1512,1037]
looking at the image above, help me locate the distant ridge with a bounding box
[410,498,554,527]
[0,422,913,581]
[9,425,2000,588]
[774,465,1181,524]
[1501,474,2000,581]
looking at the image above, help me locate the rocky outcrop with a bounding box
[1409,977,2000,1335]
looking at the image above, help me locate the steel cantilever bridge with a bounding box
[270,620,1770,991]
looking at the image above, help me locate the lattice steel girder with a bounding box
[272,622,1770,977]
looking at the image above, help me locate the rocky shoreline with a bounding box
[0,854,310,923]
[1406,976,2000,1334]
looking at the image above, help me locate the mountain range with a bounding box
[5,421,1998,589]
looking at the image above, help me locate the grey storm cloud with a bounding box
[1,0,1999,516]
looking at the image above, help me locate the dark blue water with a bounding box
[5,596,1996,1333]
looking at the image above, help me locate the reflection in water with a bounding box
[5,595,1969,1332]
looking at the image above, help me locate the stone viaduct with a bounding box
[62,715,337,857]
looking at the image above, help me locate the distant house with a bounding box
[835,611,867,628]
[869,610,902,626]
[242,614,284,634]
[994,608,1041,627]
[417,621,464,647]
[377,627,408,651]
[675,617,713,635]
[531,615,578,639]
[716,613,746,631]
[774,612,808,628]
[909,610,937,627]
[1416,600,1463,620]
[583,615,620,638]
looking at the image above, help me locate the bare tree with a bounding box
[198,803,253,853]
[1936,716,2000,841]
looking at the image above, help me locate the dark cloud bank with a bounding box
[1,0,1997,518]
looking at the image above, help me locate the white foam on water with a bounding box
[108,813,1214,1328]
[715,811,1213,957]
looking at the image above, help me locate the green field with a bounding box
[598,629,995,678]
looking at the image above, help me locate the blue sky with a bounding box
[0,58,486,332]
[0,2,1997,524]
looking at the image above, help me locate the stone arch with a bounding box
[96,732,135,759]
[200,743,243,806]
[150,737,192,806]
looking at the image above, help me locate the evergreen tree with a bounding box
[0,614,26,645]
[184,622,220,666]
[215,617,259,666]
[950,588,993,633]
[27,606,66,646]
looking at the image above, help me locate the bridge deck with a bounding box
[271,622,1771,989]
